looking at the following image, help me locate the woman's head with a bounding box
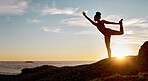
[94,12,101,21]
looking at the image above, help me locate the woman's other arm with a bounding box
[82,12,96,26]
[102,20,120,25]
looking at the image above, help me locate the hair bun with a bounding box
[96,12,101,16]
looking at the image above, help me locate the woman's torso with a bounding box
[96,21,111,36]
[96,21,106,33]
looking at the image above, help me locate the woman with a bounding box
[82,11,124,58]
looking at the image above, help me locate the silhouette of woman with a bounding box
[82,11,124,58]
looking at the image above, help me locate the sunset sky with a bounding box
[0,0,148,61]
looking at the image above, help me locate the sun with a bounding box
[111,44,132,58]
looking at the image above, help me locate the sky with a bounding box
[0,0,148,61]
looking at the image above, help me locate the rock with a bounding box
[25,61,34,63]
[137,41,148,66]
[21,65,58,74]
[18,56,138,81]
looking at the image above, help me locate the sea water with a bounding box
[0,61,94,75]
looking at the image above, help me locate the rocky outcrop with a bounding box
[1,56,137,81]
[21,65,58,74]
[137,41,148,71]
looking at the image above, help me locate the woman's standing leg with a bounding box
[105,36,111,58]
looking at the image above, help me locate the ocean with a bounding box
[0,61,95,75]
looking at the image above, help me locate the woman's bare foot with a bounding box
[119,19,123,25]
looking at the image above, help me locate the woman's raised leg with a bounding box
[119,19,124,35]
[110,19,124,35]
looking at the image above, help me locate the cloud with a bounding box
[123,17,148,36]
[40,27,61,33]
[124,18,148,27]
[60,17,92,27]
[104,15,148,28]
[0,0,29,15]
[41,1,81,16]
[105,15,121,21]
[75,31,98,35]
[105,15,148,28]
[41,7,81,16]
[27,19,42,24]
[124,31,134,35]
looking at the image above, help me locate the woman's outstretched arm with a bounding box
[102,20,120,25]
[82,12,96,26]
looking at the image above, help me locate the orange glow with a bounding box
[112,44,132,58]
